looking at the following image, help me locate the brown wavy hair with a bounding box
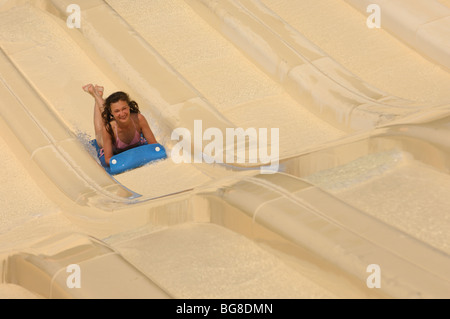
[102,91,140,138]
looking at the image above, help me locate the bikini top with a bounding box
[113,119,141,153]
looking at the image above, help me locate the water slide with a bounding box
[0,0,449,298]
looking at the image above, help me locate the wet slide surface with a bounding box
[105,0,347,157]
[1,0,449,299]
[0,0,346,298]
[304,150,450,255]
[439,0,450,8]
[106,223,336,298]
[0,4,216,199]
[261,0,450,104]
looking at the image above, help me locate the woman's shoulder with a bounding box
[130,113,146,131]
[108,119,117,129]
[135,112,145,119]
[135,112,148,124]
[131,113,142,124]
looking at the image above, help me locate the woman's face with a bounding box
[110,100,130,123]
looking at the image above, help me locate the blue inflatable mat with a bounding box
[91,140,167,175]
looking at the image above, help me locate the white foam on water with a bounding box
[304,149,408,192]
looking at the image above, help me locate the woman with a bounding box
[83,84,158,167]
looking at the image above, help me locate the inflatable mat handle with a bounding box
[108,143,167,175]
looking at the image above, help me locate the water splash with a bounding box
[304,149,410,192]
[74,129,99,163]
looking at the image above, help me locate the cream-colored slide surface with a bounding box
[0,0,449,298]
